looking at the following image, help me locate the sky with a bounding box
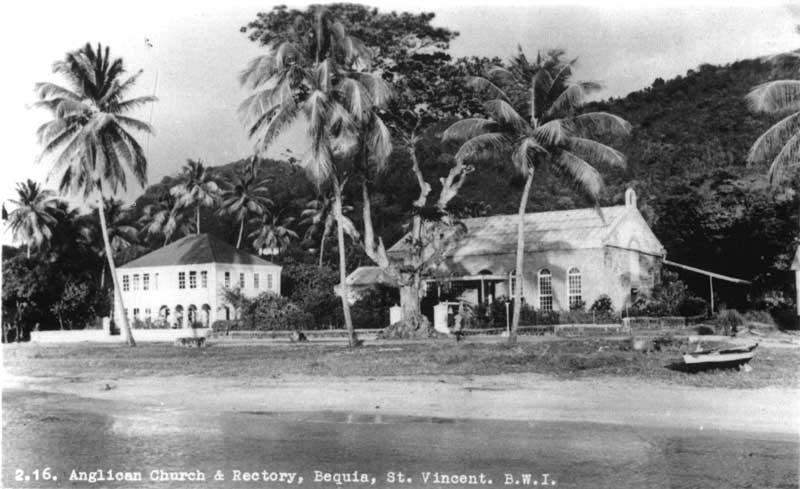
[1,0,798,244]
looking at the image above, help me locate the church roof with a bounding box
[120,233,278,268]
[346,266,400,287]
[389,196,665,258]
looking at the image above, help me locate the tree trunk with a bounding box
[100,264,106,289]
[333,178,357,348]
[27,244,30,259]
[236,219,244,248]
[400,283,422,322]
[318,231,327,268]
[509,171,534,346]
[98,198,136,346]
[196,205,201,234]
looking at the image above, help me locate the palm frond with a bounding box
[251,101,300,152]
[553,151,603,199]
[351,72,392,107]
[301,142,334,188]
[442,118,499,142]
[533,119,571,147]
[116,115,153,134]
[569,138,627,168]
[453,132,509,163]
[766,130,800,185]
[747,111,800,165]
[367,115,393,173]
[483,99,528,132]
[115,96,158,113]
[511,136,548,175]
[547,84,593,116]
[34,82,81,102]
[465,76,510,102]
[746,80,800,114]
[571,112,632,138]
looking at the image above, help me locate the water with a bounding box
[2,389,797,489]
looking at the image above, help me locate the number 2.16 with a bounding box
[15,468,57,482]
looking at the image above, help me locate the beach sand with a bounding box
[4,372,798,436]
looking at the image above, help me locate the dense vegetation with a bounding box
[3,7,798,340]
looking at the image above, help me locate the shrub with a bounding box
[281,262,342,329]
[678,296,708,317]
[715,308,745,336]
[220,289,315,331]
[211,320,241,333]
[743,310,776,326]
[251,293,315,331]
[351,285,398,329]
[569,299,586,311]
[627,270,706,317]
[590,295,614,314]
[470,300,509,329]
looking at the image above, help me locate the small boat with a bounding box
[682,343,758,371]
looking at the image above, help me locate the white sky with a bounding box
[1,0,798,245]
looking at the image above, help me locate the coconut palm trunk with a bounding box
[97,198,135,346]
[319,231,328,268]
[237,219,245,248]
[333,178,356,347]
[196,205,201,234]
[509,171,534,345]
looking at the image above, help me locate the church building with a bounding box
[383,188,666,313]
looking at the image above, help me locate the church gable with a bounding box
[603,208,665,256]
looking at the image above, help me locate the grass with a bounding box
[3,338,798,389]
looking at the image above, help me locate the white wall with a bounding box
[446,247,661,312]
[116,262,281,325]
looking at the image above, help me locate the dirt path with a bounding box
[4,373,798,437]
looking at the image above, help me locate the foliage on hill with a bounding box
[5,26,799,335]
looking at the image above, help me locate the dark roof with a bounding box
[120,234,278,268]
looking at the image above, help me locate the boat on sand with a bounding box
[682,343,758,371]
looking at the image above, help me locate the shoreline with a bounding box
[4,372,798,437]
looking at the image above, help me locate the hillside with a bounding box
[126,53,798,310]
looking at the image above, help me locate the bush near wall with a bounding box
[351,285,398,329]
[281,261,343,329]
[465,297,620,328]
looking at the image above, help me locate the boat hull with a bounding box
[683,345,757,371]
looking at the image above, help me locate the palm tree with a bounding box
[301,193,358,267]
[6,179,59,258]
[248,212,299,257]
[87,199,140,288]
[746,71,800,185]
[138,190,192,246]
[218,159,273,248]
[35,43,157,346]
[444,49,631,345]
[238,6,377,347]
[169,159,221,233]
